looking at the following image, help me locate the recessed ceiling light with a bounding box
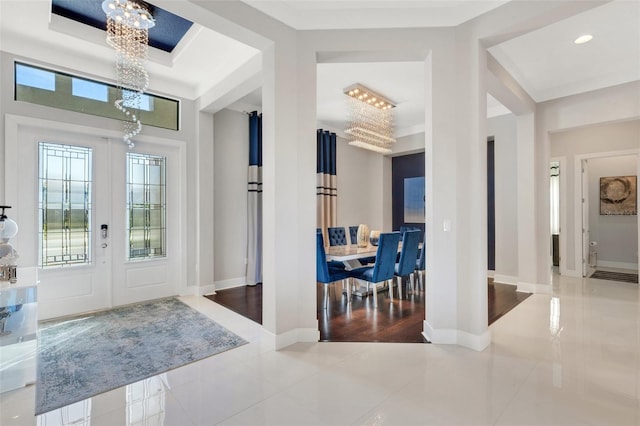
[574,34,593,45]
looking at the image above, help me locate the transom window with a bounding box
[127,153,166,260]
[16,64,55,91]
[72,77,108,102]
[38,143,92,268]
[15,62,179,131]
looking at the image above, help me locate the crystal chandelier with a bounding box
[344,84,396,154]
[102,0,155,149]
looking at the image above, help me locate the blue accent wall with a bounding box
[392,152,425,233]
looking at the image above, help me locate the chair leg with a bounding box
[409,273,415,294]
[372,282,378,308]
[397,276,403,299]
[389,277,394,300]
[323,284,329,309]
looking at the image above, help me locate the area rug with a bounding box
[590,270,639,283]
[36,297,247,415]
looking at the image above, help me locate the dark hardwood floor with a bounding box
[205,278,530,343]
[205,284,262,324]
[488,278,531,323]
[318,281,427,343]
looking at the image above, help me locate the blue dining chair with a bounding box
[414,233,426,292]
[350,232,401,308]
[348,226,359,245]
[327,227,348,246]
[323,228,347,269]
[399,225,421,241]
[393,230,422,299]
[317,232,354,309]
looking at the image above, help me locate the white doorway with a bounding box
[550,160,560,273]
[7,121,183,319]
[581,159,593,277]
[576,152,640,278]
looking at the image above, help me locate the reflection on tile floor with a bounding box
[2,272,640,425]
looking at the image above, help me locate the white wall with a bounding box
[336,135,388,232]
[550,119,640,274]
[213,109,250,289]
[488,113,518,283]
[588,155,638,270]
[197,111,215,290]
[392,132,425,155]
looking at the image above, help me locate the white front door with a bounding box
[109,139,182,307]
[11,125,181,319]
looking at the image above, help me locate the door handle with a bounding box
[101,243,108,248]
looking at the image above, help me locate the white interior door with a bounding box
[11,125,181,319]
[582,159,591,277]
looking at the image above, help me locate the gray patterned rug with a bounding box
[36,297,247,415]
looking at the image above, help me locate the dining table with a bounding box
[325,244,378,264]
[325,244,383,297]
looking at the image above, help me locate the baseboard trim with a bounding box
[423,321,456,344]
[457,329,492,352]
[261,327,320,351]
[596,261,638,270]
[193,278,248,297]
[423,321,491,351]
[197,284,216,296]
[214,277,247,291]
[180,285,211,297]
[493,274,518,285]
[517,281,552,294]
[487,270,495,278]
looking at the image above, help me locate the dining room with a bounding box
[208,46,534,343]
[209,100,529,343]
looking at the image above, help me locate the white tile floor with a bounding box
[2,272,640,425]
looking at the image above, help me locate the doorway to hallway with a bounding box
[579,154,639,279]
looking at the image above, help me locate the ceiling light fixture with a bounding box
[344,84,396,154]
[574,34,593,45]
[102,0,155,148]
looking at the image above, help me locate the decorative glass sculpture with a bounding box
[356,224,370,247]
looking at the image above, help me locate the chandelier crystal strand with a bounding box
[103,0,155,149]
[344,84,396,154]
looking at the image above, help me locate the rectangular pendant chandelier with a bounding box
[344,83,396,154]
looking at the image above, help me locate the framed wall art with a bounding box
[600,175,637,215]
[404,176,425,223]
